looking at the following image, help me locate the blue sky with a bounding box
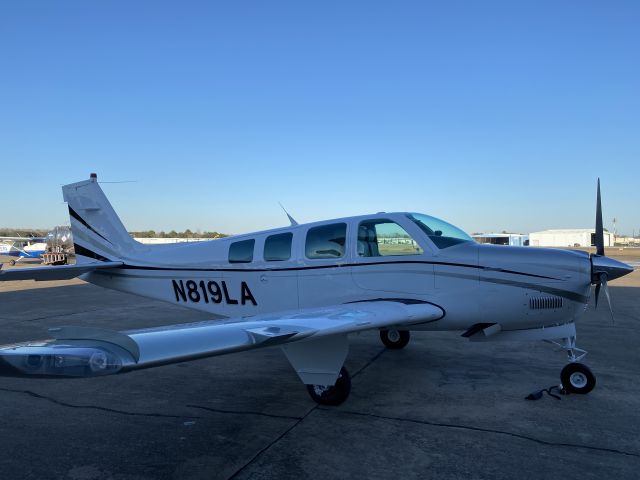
[1,1,638,235]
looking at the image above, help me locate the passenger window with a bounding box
[264,233,293,261]
[358,220,423,257]
[305,223,346,259]
[228,239,255,263]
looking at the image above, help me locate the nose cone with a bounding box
[591,255,634,282]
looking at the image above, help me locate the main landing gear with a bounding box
[306,367,351,405]
[305,329,410,405]
[555,335,596,394]
[380,329,411,349]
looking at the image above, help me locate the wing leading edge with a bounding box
[0,301,444,384]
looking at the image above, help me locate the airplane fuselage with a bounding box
[81,212,592,333]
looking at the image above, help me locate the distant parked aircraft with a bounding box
[0,236,47,265]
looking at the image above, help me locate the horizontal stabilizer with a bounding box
[0,262,123,281]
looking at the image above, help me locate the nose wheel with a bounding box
[550,335,596,394]
[560,362,596,394]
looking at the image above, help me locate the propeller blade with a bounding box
[601,274,615,325]
[594,281,601,308]
[595,178,605,256]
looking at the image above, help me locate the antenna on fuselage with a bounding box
[278,202,299,226]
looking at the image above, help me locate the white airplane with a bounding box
[0,174,633,405]
[0,236,47,265]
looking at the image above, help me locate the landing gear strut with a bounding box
[306,366,351,405]
[553,335,596,394]
[380,329,410,349]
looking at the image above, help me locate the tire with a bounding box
[9,259,16,266]
[306,366,351,406]
[561,362,596,394]
[380,329,410,349]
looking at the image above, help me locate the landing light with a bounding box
[0,345,124,377]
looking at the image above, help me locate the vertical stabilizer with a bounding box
[63,174,142,263]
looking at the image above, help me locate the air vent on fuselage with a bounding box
[529,296,563,310]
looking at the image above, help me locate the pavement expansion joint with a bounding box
[320,408,640,459]
[610,311,640,324]
[187,404,302,420]
[226,405,316,480]
[0,387,200,420]
[7,307,111,325]
[225,348,389,479]
[351,347,386,379]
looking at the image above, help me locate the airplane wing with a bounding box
[0,300,444,385]
[0,236,46,243]
[0,262,124,281]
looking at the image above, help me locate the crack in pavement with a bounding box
[0,387,200,419]
[187,404,302,420]
[351,348,386,379]
[227,406,317,480]
[1,307,110,326]
[320,408,640,459]
[225,347,387,479]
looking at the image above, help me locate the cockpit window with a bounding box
[358,220,423,257]
[407,213,474,249]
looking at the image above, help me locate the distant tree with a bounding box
[128,229,228,239]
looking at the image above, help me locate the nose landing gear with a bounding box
[560,362,596,394]
[552,335,596,394]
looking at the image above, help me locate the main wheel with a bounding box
[306,366,351,406]
[561,362,596,394]
[380,329,410,349]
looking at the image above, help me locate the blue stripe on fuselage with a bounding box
[0,250,45,258]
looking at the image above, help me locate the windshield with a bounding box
[407,213,474,249]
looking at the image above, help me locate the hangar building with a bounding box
[472,233,529,246]
[529,229,614,248]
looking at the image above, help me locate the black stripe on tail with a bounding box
[73,243,112,262]
[68,206,114,245]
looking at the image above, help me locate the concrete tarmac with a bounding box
[0,258,639,479]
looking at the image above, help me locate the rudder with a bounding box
[63,173,142,263]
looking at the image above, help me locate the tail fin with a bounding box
[63,174,141,263]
